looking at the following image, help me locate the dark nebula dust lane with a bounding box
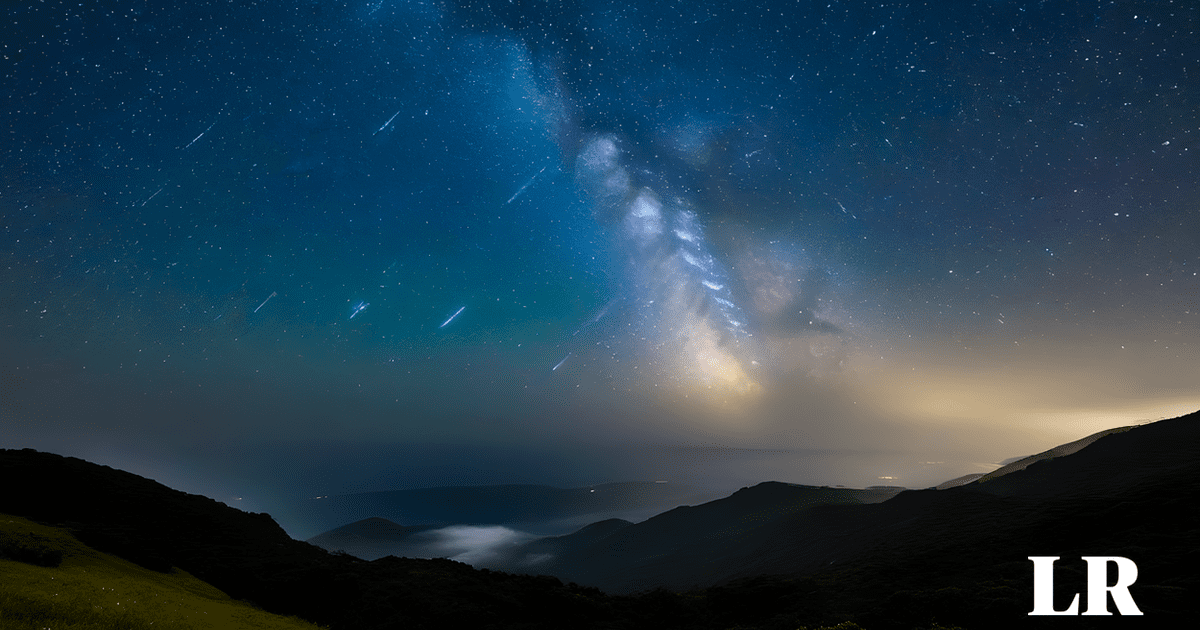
[1,0,1198,512]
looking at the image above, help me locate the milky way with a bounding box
[1,1,1197,512]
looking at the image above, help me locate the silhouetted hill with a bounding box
[286,481,721,538]
[305,517,438,561]
[0,449,665,630]
[1,513,325,630]
[968,418,1188,497]
[936,425,1136,489]
[494,482,904,592]
[794,411,1200,628]
[485,412,1198,627]
[934,472,985,488]
[4,410,1197,630]
[536,517,636,554]
[972,425,1136,487]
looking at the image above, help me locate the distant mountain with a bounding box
[302,481,902,567]
[973,425,1136,485]
[451,412,1195,627]
[487,483,905,592]
[305,517,439,561]
[473,421,1173,592]
[4,410,1197,629]
[933,472,986,488]
[934,425,1135,489]
[0,448,655,630]
[286,481,724,539]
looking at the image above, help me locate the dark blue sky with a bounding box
[2,0,1197,526]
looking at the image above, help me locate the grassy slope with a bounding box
[0,514,325,630]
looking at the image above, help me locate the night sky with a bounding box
[3,0,1198,532]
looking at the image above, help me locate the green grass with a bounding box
[0,514,325,630]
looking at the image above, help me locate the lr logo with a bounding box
[1028,556,1143,616]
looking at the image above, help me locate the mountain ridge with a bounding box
[283,480,724,539]
[3,410,1198,628]
[474,413,1200,607]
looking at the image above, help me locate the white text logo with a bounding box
[1028,556,1143,616]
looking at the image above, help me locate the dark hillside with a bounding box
[0,449,652,629]
[725,412,1200,628]
[3,411,1197,630]
[504,482,903,592]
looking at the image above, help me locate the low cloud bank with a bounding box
[421,525,538,566]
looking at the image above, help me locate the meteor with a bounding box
[253,291,277,314]
[374,110,401,136]
[552,353,570,371]
[440,306,465,328]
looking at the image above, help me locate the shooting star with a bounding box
[552,353,571,371]
[253,291,277,313]
[505,165,547,205]
[374,110,401,136]
[140,186,165,207]
[185,120,217,149]
[349,300,369,319]
[439,306,465,328]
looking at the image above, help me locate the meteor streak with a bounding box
[552,353,570,371]
[253,291,277,313]
[504,165,547,205]
[440,306,465,328]
[374,110,401,135]
[185,120,217,149]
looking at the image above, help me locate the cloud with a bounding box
[423,525,537,566]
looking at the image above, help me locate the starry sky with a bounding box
[2,0,1198,525]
